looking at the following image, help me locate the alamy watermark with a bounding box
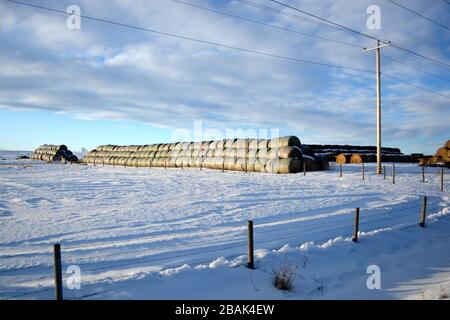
[170,120,280,143]
[366,5,381,30]
[66,5,81,30]
[366,265,381,290]
[66,265,82,290]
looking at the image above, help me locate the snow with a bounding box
[0,151,448,300]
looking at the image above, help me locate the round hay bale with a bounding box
[277,146,302,159]
[436,147,448,158]
[233,139,249,149]
[247,149,258,158]
[193,142,203,150]
[236,148,248,159]
[213,157,224,170]
[246,158,258,172]
[249,139,259,149]
[254,158,268,172]
[350,154,364,164]
[215,140,226,150]
[224,148,237,159]
[223,158,236,170]
[208,141,218,150]
[304,158,317,171]
[258,140,268,149]
[265,158,301,174]
[225,139,236,149]
[445,140,450,149]
[257,149,269,159]
[201,141,212,150]
[233,158,247,171]
[336,153,351,164]
[206,149,216,157]
[268,136,301,149]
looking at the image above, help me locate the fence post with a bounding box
[339,164,343,177]
[247,220,254,269]
[53,244,63,301]
[164,160,167,170]
[441,168,444,192]
[362,163,365,181]
[421,166,425,183]
[383,165,386,180]
[419,196,427,228]
[392,164,396,184]
[352,208,360,243]
[303,161,306,176]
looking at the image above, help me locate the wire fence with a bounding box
[0,166,448,300]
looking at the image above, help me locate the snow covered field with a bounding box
[0,151,448,300]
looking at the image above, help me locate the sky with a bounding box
[0,0,449,154]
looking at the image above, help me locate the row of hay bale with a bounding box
[30,145,79,163]
[419,140,450,167]
[82,136,328,173]
[335,153,416,164]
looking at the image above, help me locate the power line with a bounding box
[3,0,448,99]
[268,0,389,43]
[3,0,373,74]
[382,72,450,99]
[233,0,349,33]
[390,44,450,69]
[382,54,450,83]
[173,0,450,83]
[267,0,450,70]
[385,0,450,31]
[171,0,363,49]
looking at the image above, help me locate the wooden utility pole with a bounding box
[363,41,391,174]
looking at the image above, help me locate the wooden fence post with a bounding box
[392,164,396,184]
[421,166,425,183]
[441,168,444,192]
[362,163,365,181]
[383,165,386,180]
[352,208,360,243]
[339,164,343,177]
[303,162,306,176]
[53,244,63,301]
[247,220,254,269]
[419,196,427,228]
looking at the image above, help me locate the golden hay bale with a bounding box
[268,136,301,149]
[350,154,364,164]
[435,147,449,158]
[336,153,351,164]
[445,140,450,149]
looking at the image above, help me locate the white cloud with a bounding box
[0,0,448,153]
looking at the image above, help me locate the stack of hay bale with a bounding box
[419,140,450,167]
[82,136,329,174]
[30,145,78,163]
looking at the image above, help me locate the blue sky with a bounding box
[0,0,449,154]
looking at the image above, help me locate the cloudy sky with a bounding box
[0,0,449,154]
